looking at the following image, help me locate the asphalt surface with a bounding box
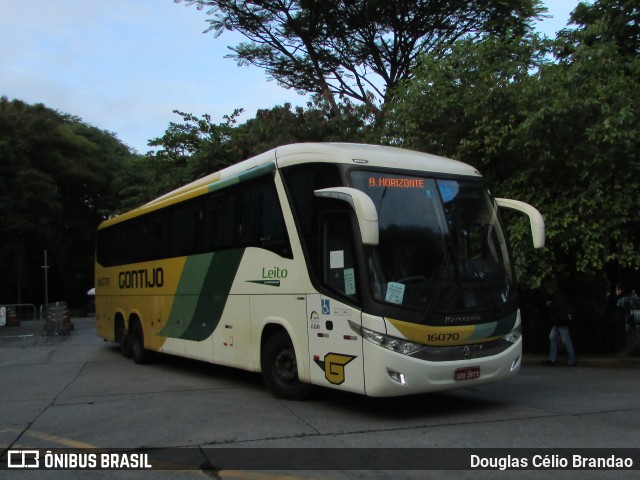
[1,317,638,480]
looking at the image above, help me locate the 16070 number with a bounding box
[426,332,460,343]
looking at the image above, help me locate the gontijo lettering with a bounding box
[118,268,164,289]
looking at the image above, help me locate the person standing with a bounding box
[544,280,577,367]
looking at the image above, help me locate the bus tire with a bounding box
[261,330,311,400]
[116,320,132,358]
[130,323,149,365]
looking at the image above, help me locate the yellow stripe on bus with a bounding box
[386,318,498,346]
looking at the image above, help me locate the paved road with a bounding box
[0,317,638,479]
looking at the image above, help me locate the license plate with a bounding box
[454,366,480,381]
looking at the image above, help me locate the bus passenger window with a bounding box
[171,204,198,257]
[281,163,344,286]
[204,192,237,251]
[239,176,292,258]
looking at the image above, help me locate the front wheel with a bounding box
[261,331,311,400]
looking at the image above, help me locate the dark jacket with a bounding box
[547,289,574,327]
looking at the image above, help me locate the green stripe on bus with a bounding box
[468,311,517,340]
[160,248,245,341]
[207,162,276,194]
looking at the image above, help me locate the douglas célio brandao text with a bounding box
[470,453,634,470]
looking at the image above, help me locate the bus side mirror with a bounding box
[495,198,546,249]
[314,187,379,246]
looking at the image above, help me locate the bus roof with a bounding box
[275,143,480,174]
[100,143,481,228]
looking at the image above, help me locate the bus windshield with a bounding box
[350,171,515,316]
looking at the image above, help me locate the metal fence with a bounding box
[0,303,36,326]
[0,304,37,346]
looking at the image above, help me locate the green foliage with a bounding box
[386,34,552,162]
[125,109,246,207]
[234,101,374,154]
[0,97,136,306]
[177,0,545,116]
[558,0,640,57]
[135,101,373,207]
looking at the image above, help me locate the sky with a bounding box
[1,0,582,154]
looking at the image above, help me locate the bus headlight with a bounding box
[349,321,423,355]
[503,323,522,344]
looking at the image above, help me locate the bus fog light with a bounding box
[387,368,407,386]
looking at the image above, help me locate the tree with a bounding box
[558,0,640,57]
[137,101,372,207]
[135,108,245,206]
[234,100,373,154]
[177,0,544,117]
[0,97,135,307]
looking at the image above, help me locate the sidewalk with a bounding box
[523,333,640,368]
[521,353,640,368]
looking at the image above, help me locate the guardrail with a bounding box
[0,304,36,347]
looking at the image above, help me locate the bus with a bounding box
[95,143,544,398]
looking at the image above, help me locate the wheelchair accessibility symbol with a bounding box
[321,299,330,315]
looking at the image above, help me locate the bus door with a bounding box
[306,210,365,394]
[307,295,364,394]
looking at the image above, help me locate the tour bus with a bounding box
[95,143,544,398]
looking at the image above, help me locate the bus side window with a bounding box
[204,192,237,252]
[281,163,344,277]
[149,214,169,260]
[239,175,292,258]
[123,218,145,264]
[171,204,198,257]
[321,211,358,301]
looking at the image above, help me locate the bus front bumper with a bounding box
[362,337,522,397]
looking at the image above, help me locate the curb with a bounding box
[522,354,640,368]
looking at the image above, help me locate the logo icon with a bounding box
[8,450,40,469]
[313,352,357,385]
[462,344,483,359]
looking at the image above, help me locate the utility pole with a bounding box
[42,249,49,307]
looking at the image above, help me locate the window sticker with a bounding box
[385,282,405,305]
[330,250,345,269]
[438,180,460,202]
[309,311,320,330]
[344,268,356,296]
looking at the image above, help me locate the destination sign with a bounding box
[368,177,424,188]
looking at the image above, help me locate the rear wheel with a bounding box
[261,330,311,399]
[130,322,149,365]
[116,320,132,358]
